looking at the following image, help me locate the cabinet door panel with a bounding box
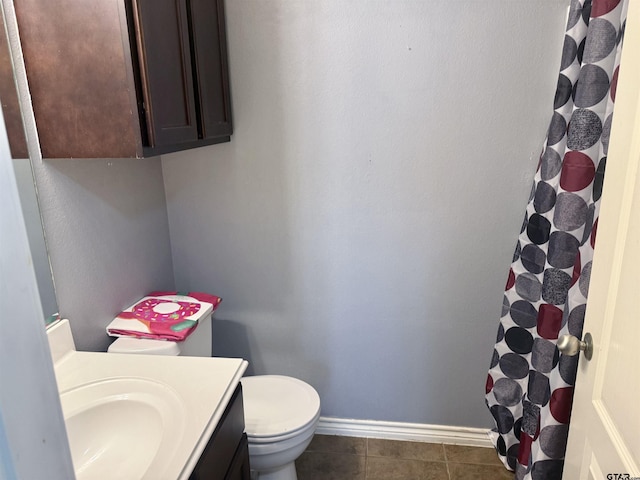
[15,0,142,158]
[225,435,251,480]
[189,385,245,480]
[189,0,233,139]
[132,0,198,146]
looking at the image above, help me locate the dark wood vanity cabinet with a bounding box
[13,0,232,159]
[190,384,251,480]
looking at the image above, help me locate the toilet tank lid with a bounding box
[107,337,180,356]
[241,375,321,438]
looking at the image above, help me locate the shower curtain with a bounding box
[485,0,628,478]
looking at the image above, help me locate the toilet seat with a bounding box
[241,375,321,443]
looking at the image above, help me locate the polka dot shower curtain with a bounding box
[485,0,627,478]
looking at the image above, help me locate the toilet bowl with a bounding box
[241,375,320,480]
[107,295,321,480]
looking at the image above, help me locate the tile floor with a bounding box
[296,435,512,480]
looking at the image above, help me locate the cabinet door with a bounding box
[189,0,233,139]
[225,435,251,480]
[190,385,246,480]
[131,0,199,147]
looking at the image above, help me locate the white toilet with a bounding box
[107,296,320,480]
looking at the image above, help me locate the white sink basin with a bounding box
[60,378,185,480]
[47,319,248,480]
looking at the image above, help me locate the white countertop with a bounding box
[48,320,248,480]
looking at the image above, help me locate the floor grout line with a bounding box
[364,437,368,480]
[442,444,451,480]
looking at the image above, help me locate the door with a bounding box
[563,2,640,478]
[189,0,233,139]
[130,0,199,147]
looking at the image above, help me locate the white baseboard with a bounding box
[316,417,493,448]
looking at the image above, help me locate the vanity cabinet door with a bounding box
[225,434,251,480]
[190,384,248,480]
[130,0,199,147]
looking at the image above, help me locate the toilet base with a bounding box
[252,461,297,480]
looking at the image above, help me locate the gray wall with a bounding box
[13,158,57,317]
[31,157,175,352]
[162,0,568,428]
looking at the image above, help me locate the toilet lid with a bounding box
[241,375,320,439]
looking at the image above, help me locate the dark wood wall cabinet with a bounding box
[190,384,251,480]
[13,0,232,159]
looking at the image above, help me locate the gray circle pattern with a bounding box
[583,19,617,63]
[581,204,596,245]
[567,108,602,150]
[602,114,613,154]
[531,460,564,480]
[539,424,570,459]
[579,261,592,297]
[491,405,515,434]
[553,192,588,231]
[527,371,551,406]
[513,241,522,262]
[534,182,556,213]
[531,338,558,374]
[540,147,562,180]
[575,65,611,108]
[559,354,579,385]
[548,231,580,269]
[491,349,500,368]
[560,36,578,70]
[499,353,530,380]
[542,269,572,305]
[516,273,542,302]
[502,295,510,317]
[594,158,607,202]
[555,74,573,109]
[497,324,505,343]
[521,244,546,274]
[548,112,567,146]
[494,378,523,407]
[568,304,586,337]
[566,0,583,30]
[510,300,538,328]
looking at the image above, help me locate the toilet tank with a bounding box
[179,310,212,356]
[107,294,216,357]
